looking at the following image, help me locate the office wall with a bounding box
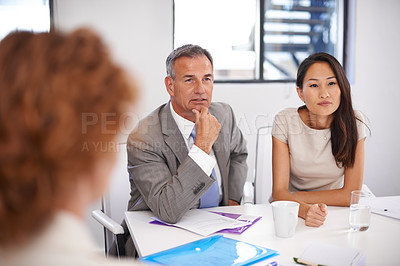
[53,0,173,249]
[214,0,400,198]
[54,0,400,248]
[351,0,400,196]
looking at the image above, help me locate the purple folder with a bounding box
[149,211,262,234]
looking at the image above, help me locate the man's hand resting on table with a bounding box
[229,200,240,206]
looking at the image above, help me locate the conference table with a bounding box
[125,196,400,265]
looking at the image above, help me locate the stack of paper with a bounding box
[370,197,400,220]
[297,242,366,266]
[151,209,261,236]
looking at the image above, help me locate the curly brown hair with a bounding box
[0,28,137,247]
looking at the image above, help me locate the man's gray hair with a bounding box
[166,44,213,79]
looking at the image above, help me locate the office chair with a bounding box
[91,142,131,258]
[91,209,125,257]
[253,125,273,204]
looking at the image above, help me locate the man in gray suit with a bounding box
[119,44,248,256]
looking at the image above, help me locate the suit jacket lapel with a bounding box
[160,102,188,165]
[160,102,229,204]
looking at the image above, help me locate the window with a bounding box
[174,0,346,82]
[0,0,51,41]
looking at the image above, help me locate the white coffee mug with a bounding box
[271,201,299,238]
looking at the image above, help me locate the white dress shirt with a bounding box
[170,104,223,199]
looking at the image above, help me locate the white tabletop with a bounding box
[125,196,400,265]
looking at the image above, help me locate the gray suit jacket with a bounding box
[127,101,248,224]
[111,102,248,257]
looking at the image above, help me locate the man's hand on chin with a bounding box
[192,107,221,154]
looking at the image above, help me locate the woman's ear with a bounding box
[165,76,174,97]
[296,86,305,102]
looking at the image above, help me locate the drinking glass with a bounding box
[349,190,371,231]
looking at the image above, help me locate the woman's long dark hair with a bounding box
[296,52,358,168]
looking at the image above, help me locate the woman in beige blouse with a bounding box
[272,52,366,227]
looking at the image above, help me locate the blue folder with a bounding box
[140,235,279,266]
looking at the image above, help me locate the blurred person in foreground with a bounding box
[0,29,142,266]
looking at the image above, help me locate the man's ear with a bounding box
[296,86,305,102]
[165,76,174,97]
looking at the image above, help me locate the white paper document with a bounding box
[299,242,366,266]
[370,197,400,220]
[151,209,252,236]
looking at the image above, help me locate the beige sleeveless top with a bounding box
[272,107,366,192]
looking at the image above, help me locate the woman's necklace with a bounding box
[322,131,329,140]
[307,110,330,140]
